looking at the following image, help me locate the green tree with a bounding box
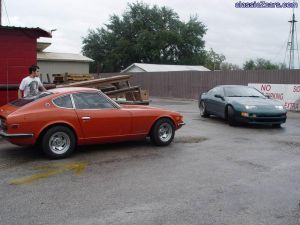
[243,58,284,70]
[82,2,207,72]
[203,48,226,71]
[220,62,241,71]
[243,59,255,70]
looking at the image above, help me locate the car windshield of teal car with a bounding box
[224,86,265,98]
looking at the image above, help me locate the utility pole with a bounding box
[288,12,297,69]
[285,3,300,70]
[0,0,2,26]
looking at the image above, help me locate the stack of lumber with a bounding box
[52,74,64,84]
[52,73,94,84]
[59,75,150,105]
[66,74,93,82]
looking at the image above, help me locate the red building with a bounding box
[0,26,51,105]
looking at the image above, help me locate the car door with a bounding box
[213,87,227,118]
[205,88,217,114]
[209,87,226,117]
[72,91,132,142]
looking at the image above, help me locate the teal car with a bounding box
[199,85,287,127]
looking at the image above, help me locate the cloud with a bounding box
[2,0,299,67]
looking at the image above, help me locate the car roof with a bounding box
[50,87,99,94]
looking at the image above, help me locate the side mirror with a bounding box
[214,94,224,100]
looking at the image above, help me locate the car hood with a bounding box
[227,97,282,106]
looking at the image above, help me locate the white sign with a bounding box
[248,83,300,112]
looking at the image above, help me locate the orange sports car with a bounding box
[0,87,184,159]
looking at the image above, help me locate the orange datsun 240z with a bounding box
[0,87,185,159]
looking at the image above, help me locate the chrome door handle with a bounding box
[81,116,91,120]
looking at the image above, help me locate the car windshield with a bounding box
[224,86,265,98]
[9,92,53,107]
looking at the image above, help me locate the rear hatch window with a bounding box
[9,92,53,107]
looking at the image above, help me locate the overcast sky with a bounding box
[2,0,299,67]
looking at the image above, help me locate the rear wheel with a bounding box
[227,106,236,126]
[41,126,75,159]
[199,101,209,117]
[150,118,175,146]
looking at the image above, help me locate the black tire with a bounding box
[199,101,209,118]
[227,106,236,126]
[150,118,175,146]
[41,126,75,159]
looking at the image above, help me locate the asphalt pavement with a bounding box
[0,98,300,225]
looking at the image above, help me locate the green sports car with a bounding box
[199,85,287,127]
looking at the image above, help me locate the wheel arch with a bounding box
[36,122,78,146]
[148,116,176,136]
[225,104,235,119]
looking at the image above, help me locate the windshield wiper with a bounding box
[227,95,243,97]
[245,95,262,98]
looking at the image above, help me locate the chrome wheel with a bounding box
[49,132,71,155]
[158,122,173,143]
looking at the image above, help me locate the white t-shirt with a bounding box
[19,76,43,97]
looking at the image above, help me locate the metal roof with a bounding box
[37,42,52,52]
[122,63,210,72]
[0,26,52,38]
[37,52,94,62]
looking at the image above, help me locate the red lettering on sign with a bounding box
[261,84,271,91]
[268,93,284,100]
[284,102,299,110]
[293,86,300,92]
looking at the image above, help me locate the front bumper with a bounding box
[0,130,34,138]
[235,112,287,124]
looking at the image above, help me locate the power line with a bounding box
[3,0,10,25]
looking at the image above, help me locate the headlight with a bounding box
[275,105,284,110]
[245,105,257,110]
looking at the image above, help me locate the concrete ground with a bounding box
[0,98,300,225]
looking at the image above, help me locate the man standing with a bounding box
[18,65,47,99]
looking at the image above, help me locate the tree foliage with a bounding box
[220,62,241,71]
[82,2,207,72]
[203,48,226,71]
[243,58,286,70]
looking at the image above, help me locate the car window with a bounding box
[10,92,53,107]
[214,87,224,96]
[208,87,223,96]
[224,86,265,97]
[53,95,73,109]
[72,92,115,109]
[207,87,217,95]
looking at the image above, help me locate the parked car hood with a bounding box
[227,97,282,106]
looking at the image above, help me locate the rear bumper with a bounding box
[0,130,34,138]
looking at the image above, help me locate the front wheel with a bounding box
[41,126,75,159]
[227,106,236,126]
[199,101,209,118]
[150,118,175,146]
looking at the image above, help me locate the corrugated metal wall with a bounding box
[0,29,37,105]
[38,61,90,83]
[97,70,300,99]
